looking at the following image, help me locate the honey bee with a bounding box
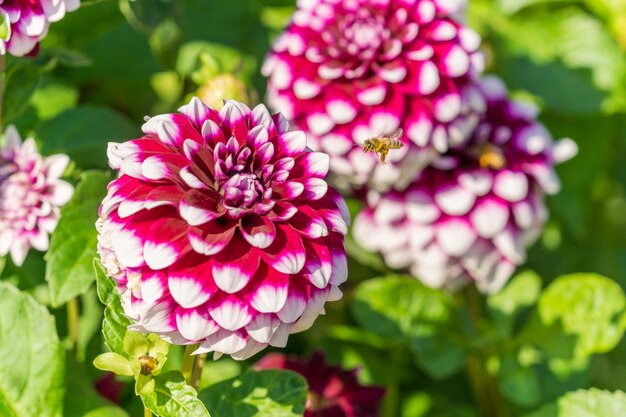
[477,143,506,170]
[362,128,404,164]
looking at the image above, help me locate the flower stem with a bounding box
[190,353,207,390]
[462,286,509,417]
[67,297,79,355]
[0,54,6,133]
[181,344,198,384]
[143,407,152,417]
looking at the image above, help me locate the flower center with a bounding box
[221,172,265,210]
[335,9,387,61]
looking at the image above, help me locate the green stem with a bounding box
[380,381,399,417]
[144,407,152,417]
[190,353,207,391]
[462,287,510,417]
[67,298,79,355]
[0,53,6,133]
[181,344,198,384]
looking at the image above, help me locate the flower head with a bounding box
[263,0,485,192]
[0,0,80,56]
[97,98,349,359]
[0,126,73,265]
[354,77,578,293]
[255,351,385,417]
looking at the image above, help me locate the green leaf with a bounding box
[352,276,463,378]
[3,63,42,123]
[497,353,541,407]
[142,371,210,417]
[491,5,626,113]
[77,287,104,361]
[199,370,306,417]
[0,282,64,417]
[65,357,129,417]
[352,276,455,341]
[95,259,132,356]
[537,273,626,358]
[488,270,542,336]
[525,388,626,417]
[93,352,133,377]
[103,305,132,356]
[410,331,466,379]
[94,259,117,306]
[38,107,137,170]
[46,171,110,307]
[30,77,79,120]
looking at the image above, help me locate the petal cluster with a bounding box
[263,0,485,192]
[255,351,385,417]
[0,0,79,56]
[354,77,578,293]
[97,98,349,359]
[0,126,73,265]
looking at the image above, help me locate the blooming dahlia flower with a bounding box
[0,0,79,56]
[0,126,73,265]
[97,98,349,359]
[256,351,385,417]
[263,0,485,192]
[354,76,578,293]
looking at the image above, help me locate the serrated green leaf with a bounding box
[38,107,137,170]
[142,371,210,417]
[537,273,626,358]
[525,388,626,417]
[199,370,306,417]
[46,171,110,307]
[0,282,64,417]
[103,305,132,356]
[94,259,117,306]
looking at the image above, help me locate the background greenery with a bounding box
[1,0,626,416]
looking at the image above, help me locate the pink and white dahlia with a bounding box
[0,0,79,56]
[353,77,578,293]
[97,98,349,359]
[255,351,386,417]
[0,125,73,266]
[262,0,485,192]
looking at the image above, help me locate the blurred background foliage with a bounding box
[1,0,626,416]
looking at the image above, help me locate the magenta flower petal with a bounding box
[0,126,74,266]
[263,0,485,192]
[0,0,79,56]
[97,99,349,359]
[354,76,578,293]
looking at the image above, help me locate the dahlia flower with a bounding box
[262,0,485,192]
[255,351,385,417]
[97,98,349,360]
[0,125,73,266]
[0,0,79,56]
[353,76,578,293]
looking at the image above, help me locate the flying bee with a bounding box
[477,143,506,170]
[362,128,404,164]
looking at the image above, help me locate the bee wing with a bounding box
[388,128,403,141]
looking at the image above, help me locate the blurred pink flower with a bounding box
[255,351,385,417]
[354,76,578,293]
[0,0,79,56]
[263,0,485,192]
[0,126,73,265]
[97,98,349,359]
